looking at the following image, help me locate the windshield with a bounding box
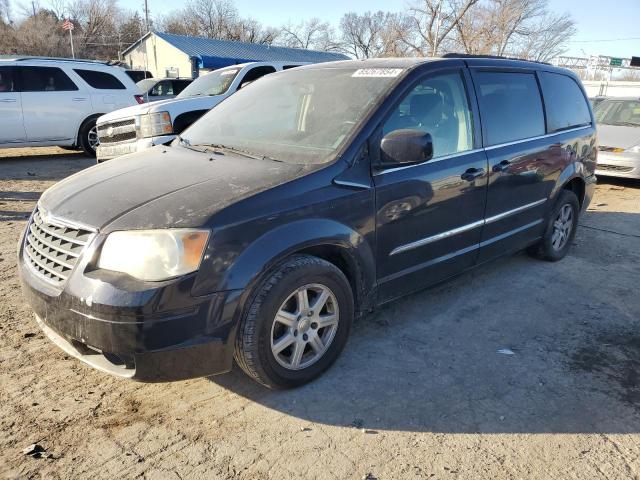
[137,78,157,92]
[176,67,240,98]
[180,67,404,164]
[594,99,640,127]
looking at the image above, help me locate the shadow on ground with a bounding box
[209,210,640,434]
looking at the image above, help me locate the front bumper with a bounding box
[595,151,640,179]
[96,135,176,162]
[18,231,242,382]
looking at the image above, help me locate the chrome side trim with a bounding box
[389,198,547,256]
[375,149,484,175]
[484,198,547,224]
[390,219,484,256]
[484,125,592,151]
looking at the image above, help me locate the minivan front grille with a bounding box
[97,118,137,145]
[24,209,95,286]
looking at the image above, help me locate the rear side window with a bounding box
[19,66,78,92]
[474,71,545,146]
[540,72,591,132]
[172,80,191,95]
[0,66,17,92]
[239,66,276,88]
[74,69,126,90]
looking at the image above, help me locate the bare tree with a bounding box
[279,18,342,51]
[399,0,479,56]
[339,11,410,58]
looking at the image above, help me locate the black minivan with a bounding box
[18,56,597,388]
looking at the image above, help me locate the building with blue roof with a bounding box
[121,31,348,79]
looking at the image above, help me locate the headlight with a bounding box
[98,229,209,281]
[139,111,173,138]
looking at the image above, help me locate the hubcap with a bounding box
[551,204,573,251]
[87,126,99,151]
[270,283,339,370]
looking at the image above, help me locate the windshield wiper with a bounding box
[190,143,282,162]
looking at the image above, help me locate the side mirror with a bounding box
[379,129,433,168]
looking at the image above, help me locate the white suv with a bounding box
[0,57,141,156]
[96,61,306,162]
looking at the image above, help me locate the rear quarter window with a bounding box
[474,71,545,146]
[540,72,592,132]
[74,69,126,90]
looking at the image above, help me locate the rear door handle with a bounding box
[0,98,17,103]
[461,167,485,182]
[492,160,511,173]
[72,97,87,102]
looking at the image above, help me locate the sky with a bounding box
[148,0,640,59]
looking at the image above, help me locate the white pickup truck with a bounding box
[96,61,306,162]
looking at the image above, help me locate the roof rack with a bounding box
[441,53,551,66]
[7,56,111,65]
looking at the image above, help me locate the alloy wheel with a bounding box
[87,126,100,151]
[270,283,339,370]
[551,204,573,251]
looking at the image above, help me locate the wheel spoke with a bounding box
[290,341,304,368]
[274,310,297,328]
[297,289,310,312]
[311,288,330,313]
[317,313,338,329]
[308,332,324,353]
[272,334,295,355]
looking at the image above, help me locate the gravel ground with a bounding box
[1,147,640,479]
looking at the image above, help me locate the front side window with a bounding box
[239,66,276,88]
[181,67,403,164]
[540,72,591,132]
[594,99,640,127]
[19,66,78,92]
[151,80,173,96]
[177,67,241,98]
[474,71,545,146]
[74,69,126,90]
[382,71,474,159]
[0,66,16,92]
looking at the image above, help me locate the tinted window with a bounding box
[540,72,591,132]
[383,71,474,159]
[474,71,545,146]
[283,65,300,70]
[239,66,276,88]
[0,66,17,92]
[172,80,191,95]
[20,66,78,92]
[74,69,126,90]
[150,80,173,96]
[126,70,152,82]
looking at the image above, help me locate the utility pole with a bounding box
[144,0,150,33]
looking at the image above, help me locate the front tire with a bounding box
[527,189,579,261]
[79,118,99,157]
[235,255,354,389]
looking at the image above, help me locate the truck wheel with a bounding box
[79,119,99,157]
[527,190,579,261]
[235,255,354,389]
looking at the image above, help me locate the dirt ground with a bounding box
[1,147,640,479]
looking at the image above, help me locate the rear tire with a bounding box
[79,118,99,157]
[527,190,579,261]
[235,255,354,389]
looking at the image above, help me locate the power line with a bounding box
[568,37,640,43]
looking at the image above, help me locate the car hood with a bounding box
[97,95,225,124]
[39,145,305,231]
[597,124,640,149]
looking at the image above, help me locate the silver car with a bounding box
[594,97,640,179]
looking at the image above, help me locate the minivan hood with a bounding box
[39,146,304,231]
[597,124,640,149]
[98,95,224,124]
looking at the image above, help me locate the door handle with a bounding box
[0,98,17,103]
[492,160,511,173]
[461,167,485,182]
[72,97,87,102]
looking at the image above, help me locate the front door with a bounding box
[374,69,488,303]
[0,66,26,143]
[469,68,553,262]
